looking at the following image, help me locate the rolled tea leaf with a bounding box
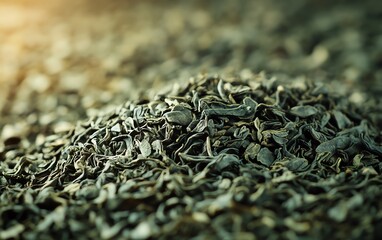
[290,106,318,118]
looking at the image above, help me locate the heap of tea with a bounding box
[1,74,381,239]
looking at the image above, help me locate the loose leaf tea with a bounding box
[1,74,382,239]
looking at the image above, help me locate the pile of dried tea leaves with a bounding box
[1,74,381,239]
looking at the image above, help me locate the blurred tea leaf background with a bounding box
[1,0,381,140]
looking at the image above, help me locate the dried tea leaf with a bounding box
[352,154,363,168]
[164,107,193,126]
[101,222,126,240]
[76,185,99,200]
[284,217,310,233]
[316,136,352,153]
[213,154,240,172]
[111,124,122,132]
[244,143,260,161]
[139,138,152,158]
[332,110,352,130]
[328,195,363,222]
[130,221,153,240]
[285,158,309,172]
[208,193,233,214]
[0,224,25,239]
[290,106,318,118]
[257,148,274,167]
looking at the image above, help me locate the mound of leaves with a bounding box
[1,74,382,239]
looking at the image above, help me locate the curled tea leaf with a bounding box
[0,224,25,239]
[164,107,193,126]
[244,143,260,162]
[290,106,318,118]
[285,158,309,172]
[213,154,240,172]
